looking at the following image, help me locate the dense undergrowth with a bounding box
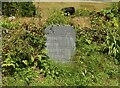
[1,2,120,86]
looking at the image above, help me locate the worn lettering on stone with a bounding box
[45,25,76,62]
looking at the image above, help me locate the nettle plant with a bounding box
[90,4,120,62]
[105,19,120,61]
[1,21,53,85]
[90,3,119,27]
[2,22,48,75]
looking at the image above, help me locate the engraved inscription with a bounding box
[45,25,76,62]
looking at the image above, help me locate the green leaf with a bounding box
[34,62,38,67]
[42,49,48,54]
[86,39,91,44]
[31,55,34,63]
[22,60,28,66]
[2,63,15,68]
[25,78,29,83]
[38,55,42,61]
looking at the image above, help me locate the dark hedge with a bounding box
[2,2,36,17]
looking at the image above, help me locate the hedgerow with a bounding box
[2,2,36,17]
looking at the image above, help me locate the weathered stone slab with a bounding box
[45,25,76,62]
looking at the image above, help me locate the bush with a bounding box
[2,2,36,17]
[18,2,36,17]
[118,1,120,11]
[2,2,17,16]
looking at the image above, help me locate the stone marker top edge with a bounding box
[47,24,74,27]
[44,25,75,35]
[45,25,74,30]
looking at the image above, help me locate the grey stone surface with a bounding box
[45,25,76,62]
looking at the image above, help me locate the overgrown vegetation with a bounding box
[1,2,119,86]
